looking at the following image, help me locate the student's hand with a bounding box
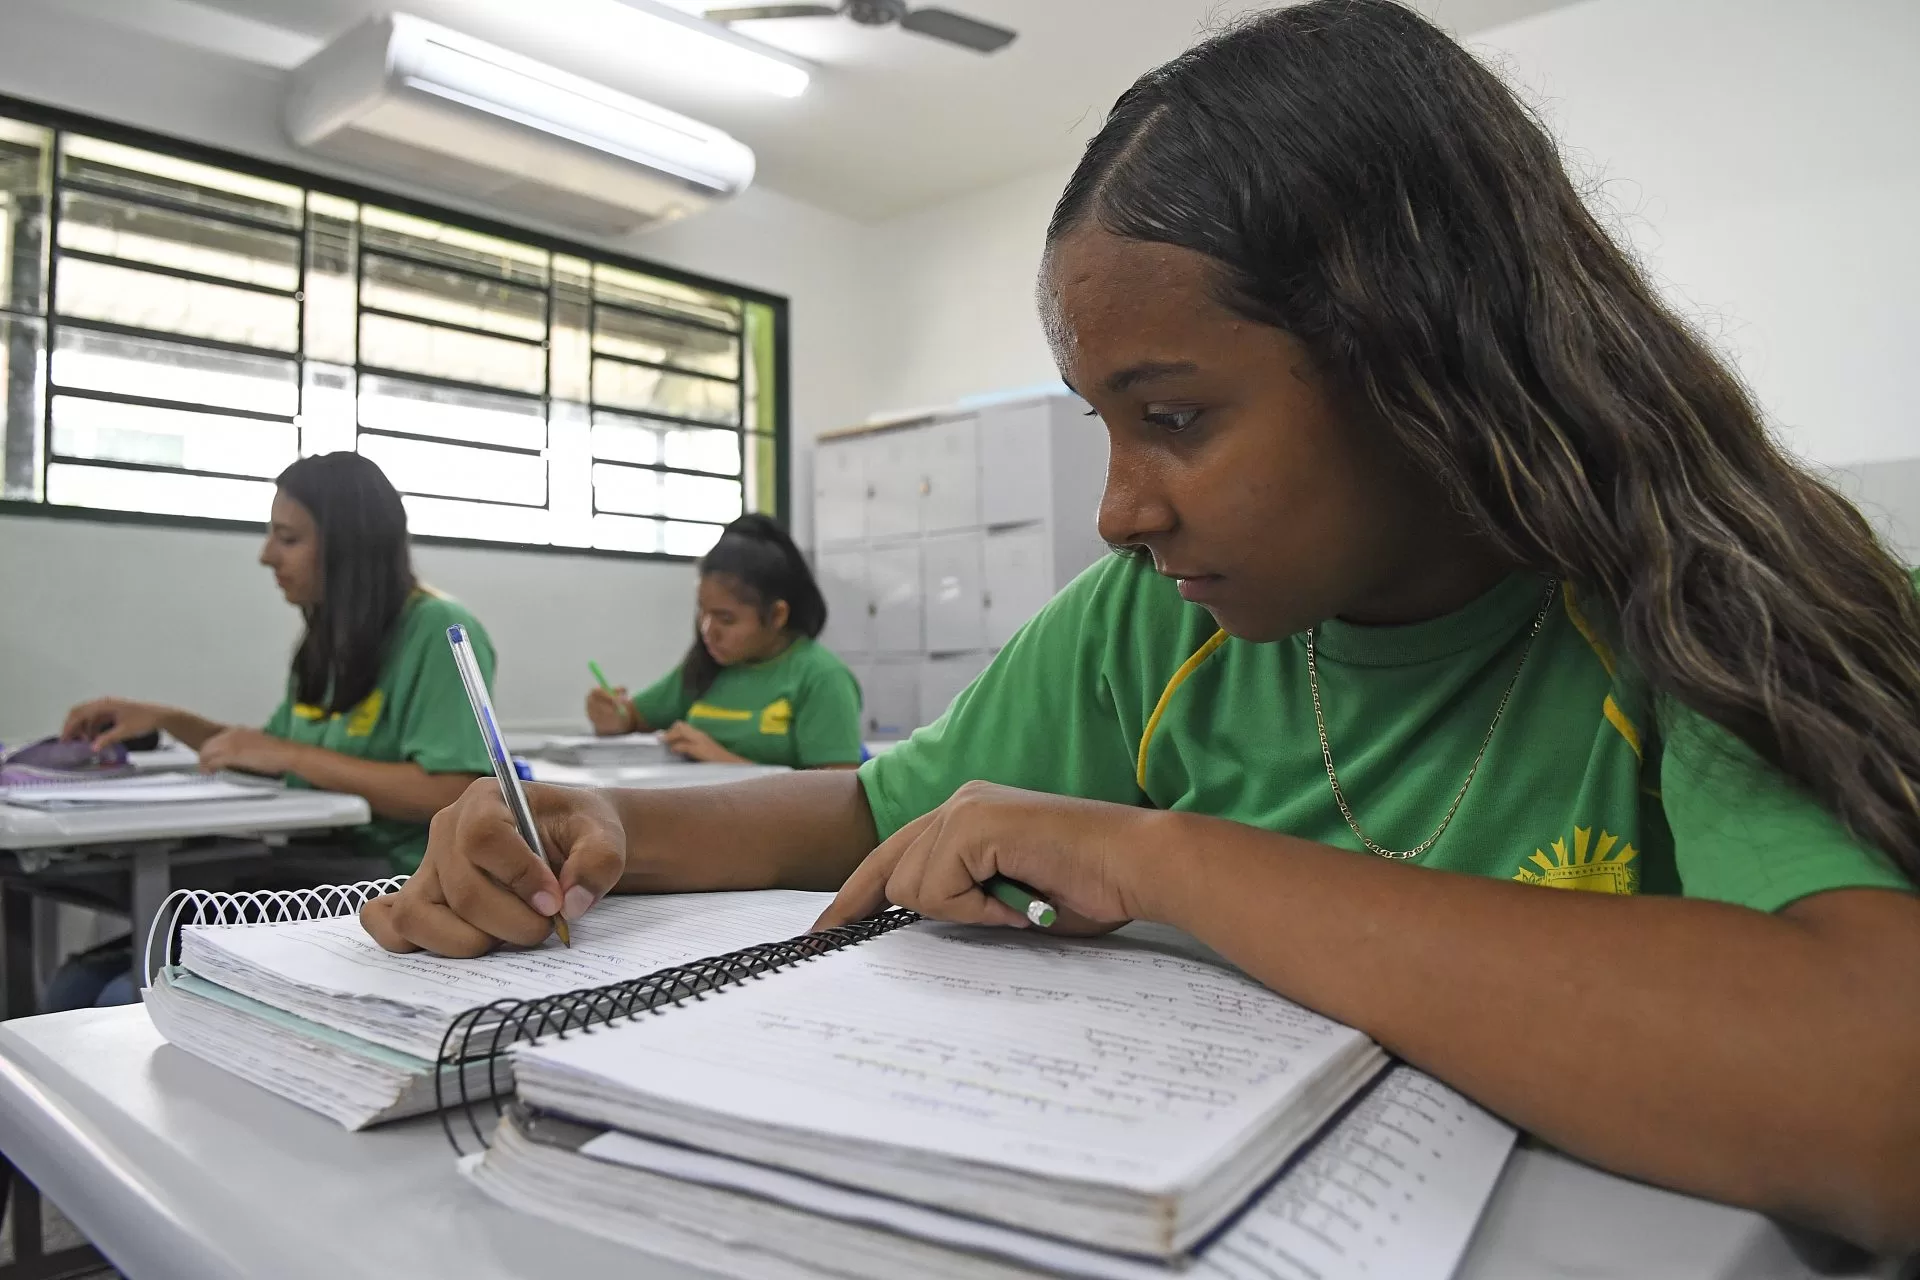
[62,697,169,752]
[586,686,636,735]
[197,727,298,776]
[661,720,729,762]
[360,779,628,956]
[814,781,1147,936]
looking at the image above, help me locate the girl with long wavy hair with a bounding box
[365,1,1920,1248]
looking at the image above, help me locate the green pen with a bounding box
[588,660,614,693]
[985,876,1058,928]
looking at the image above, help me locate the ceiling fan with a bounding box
[704,1,1017,54]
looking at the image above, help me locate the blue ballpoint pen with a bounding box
[447,624,570,946]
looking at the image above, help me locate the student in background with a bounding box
[370,0,1920,1255]
[585,513,862,770]
[65,450,496,878]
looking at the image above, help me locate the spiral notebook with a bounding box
[424,914,1389,1260]
[463,1065,1516,1280]
[141,881,839,1128]
[143,878,1518,1277]
[145,878,1392,1251]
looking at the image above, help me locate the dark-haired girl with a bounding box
[367,1,1919,1249]
[65,451,496,875]
[584,513,863,769]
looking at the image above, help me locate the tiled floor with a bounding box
[0,1193,121,1278]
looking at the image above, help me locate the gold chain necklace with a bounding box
[1306,579,1558,861]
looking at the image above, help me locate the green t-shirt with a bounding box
[264,590,496,873]
[861,555,1913,912]
[631,635,863,769]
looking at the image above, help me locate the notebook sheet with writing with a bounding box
[519,921,1371,1191]
[510,920,1386,1253]
[178,890,834,1058]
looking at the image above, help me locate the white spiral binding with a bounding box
[143,875,409,986]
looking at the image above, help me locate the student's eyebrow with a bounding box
[1103,361,1200,394]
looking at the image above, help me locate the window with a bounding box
[0,100,787,558]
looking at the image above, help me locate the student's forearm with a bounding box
[1132,810,1920,1252]
[282,746,477,824]
[609,769,877,895]
[159,710,227,750]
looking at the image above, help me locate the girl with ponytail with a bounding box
[585,515,863,768]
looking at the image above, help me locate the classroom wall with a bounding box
[0,0,882,739]
[858,0,1920,478]
[1834,458,1920,566]
[862,165,1075,417]
[1479,0,1920,470]
[0,512,698,744]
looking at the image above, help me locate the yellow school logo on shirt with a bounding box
[759,698,793,737]
[1514,826,1638,895]
[345,689,384,738]
[291,690,383,737]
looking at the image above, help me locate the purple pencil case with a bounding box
[0,737,135,788]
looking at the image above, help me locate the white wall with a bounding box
[0,0,880,739]
[0,512,698,743]
[863,164,1074,416]
[1475,0,1920,471]
[856,0,1920,484]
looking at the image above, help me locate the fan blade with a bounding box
[899,6,1016,52]
[706,4,841,20]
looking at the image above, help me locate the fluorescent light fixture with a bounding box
[584,0,811,98]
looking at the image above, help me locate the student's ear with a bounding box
[769,599,791,632]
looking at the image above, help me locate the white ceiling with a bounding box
[62,0,1587,219]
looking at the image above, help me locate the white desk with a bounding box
[0,1005,1890,1280]
[0,791,370,852]
[528,760,790,789]
[0,790,373,1026]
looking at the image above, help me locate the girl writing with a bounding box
[366,2,1919,1250]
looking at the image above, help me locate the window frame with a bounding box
[0,92,792,562]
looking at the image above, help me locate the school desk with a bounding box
[0,1005,1894,1280]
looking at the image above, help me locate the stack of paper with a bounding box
[534,733,669,767]
[145,890,833,1128]
[466,1065,1515,1280]
[4,773,277,809]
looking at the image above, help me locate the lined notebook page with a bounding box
[181,890,833,1017]
[1195,1066,1515,1280]
[519,920,1372,1193]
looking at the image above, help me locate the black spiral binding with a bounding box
[435,907,922,1154]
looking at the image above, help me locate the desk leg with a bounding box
[5,1163,39,1262]
[0,1154,108,1280]
[2,884,31,1022]
[28,901,57,1003]
[127,844,174,992]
